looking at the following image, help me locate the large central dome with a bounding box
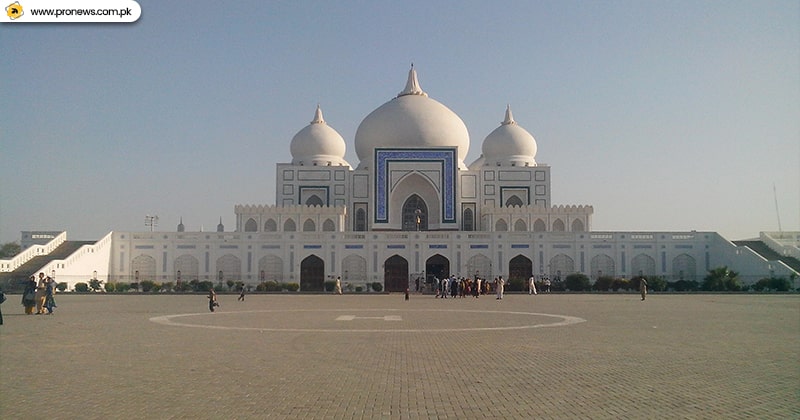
[354,67,470,169]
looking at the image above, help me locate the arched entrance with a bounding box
[508,255,533,291]
[402,194,428,231]
[384,255,408,292]
[300,255,324,291]
[425,254,450,284]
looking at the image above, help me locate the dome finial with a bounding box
[397,64,428,98]
[311,104,325,124]
[502,104,516,125]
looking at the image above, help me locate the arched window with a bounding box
[514,219,527,231]
[571,219,585,232]
[462,208,474,231]
[402,194,428,231]
[284,219,296,232]
[322,219,335,232]
[244,218,258,232]
[533,219,546,232]
[303,219,316,232]
[354,208,366,232]
[305,195,324,206]
[552,219,565,232]
[495,219,508,231]
[505,196,524,207]
[264,219,277,232]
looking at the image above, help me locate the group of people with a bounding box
[432,275,501,299]
[21,272,57,315]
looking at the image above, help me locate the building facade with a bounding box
[10,67,795,290]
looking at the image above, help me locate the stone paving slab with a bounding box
[1,293,797,419]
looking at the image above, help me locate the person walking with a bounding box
[335,276,343,295]
[495,276,505,300]
[528,276,537,295]
[208,288,219,312]
[0,288,6,325]
[43,276,56,314]
[640,277,648,301]
[22,275,37,315]
[35,272,47,314]
[238,285,246,301]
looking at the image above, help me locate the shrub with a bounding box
[115,282,131,292]
[648,276,668,292]
[371,282,383,292]
[355,286,363,292]
[257,281,282,292]
[669,280,699,291]
[140,280,157,292]
[88,279,103,292]
[174,282,192,292]
[285,282,300,292]
[507,278,525,292]
[564,273,591,291]
[593,276,614,291]
[74,282,89,293]
[105,282,116,292]
[611,278,630,291]
[56,282,67,292]
[324,280,336,292]
[160,282,174,292]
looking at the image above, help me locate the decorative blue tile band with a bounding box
[429,244,447,249]
[345,244,363,249]
[387,244,406,249]
[511,244,529,249]
[470,244,489,249]
[374,148,457,224]
[303,245,322,249]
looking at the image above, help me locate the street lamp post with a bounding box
[145,215,159,232]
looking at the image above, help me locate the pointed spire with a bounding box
[311,104,325,124]
[502,104,516,125]
[397,63,428,98]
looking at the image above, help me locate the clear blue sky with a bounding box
[1,0,798,244]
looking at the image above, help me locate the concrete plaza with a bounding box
[1,292,797,419]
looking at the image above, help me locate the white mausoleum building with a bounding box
[4,67,798,290]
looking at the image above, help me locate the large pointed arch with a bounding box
[509,254,533,286]
[549,254,574,280]
[402,194,428,231]
[174,254,199,283]
[672,254,697,281]
[631,254,656,278]
[342,254,367,284]
[467,254,492,280]
[216,254,242,283]
[384,254,408,292]
[132,255,156,283]
[258,255,283,282]
[300,255,324,291]
[425,254,450,282]
[244,218,258,232]
[590,254,615,279]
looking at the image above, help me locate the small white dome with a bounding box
[354,67,470,169]
[480,106,537,167]
[290,105,350,167]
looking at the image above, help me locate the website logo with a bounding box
[6,1,23,19]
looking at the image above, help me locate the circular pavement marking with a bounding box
[149,308,586,333]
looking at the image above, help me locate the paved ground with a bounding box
[0,292,797,419]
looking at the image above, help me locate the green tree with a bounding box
[0,242,21,258]
[74,282,90,292]
[565,273,591,291]
[88,278,104,292]
[703,267,742,291]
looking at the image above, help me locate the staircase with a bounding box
[733,240,800,274]
[0,241,96,292]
